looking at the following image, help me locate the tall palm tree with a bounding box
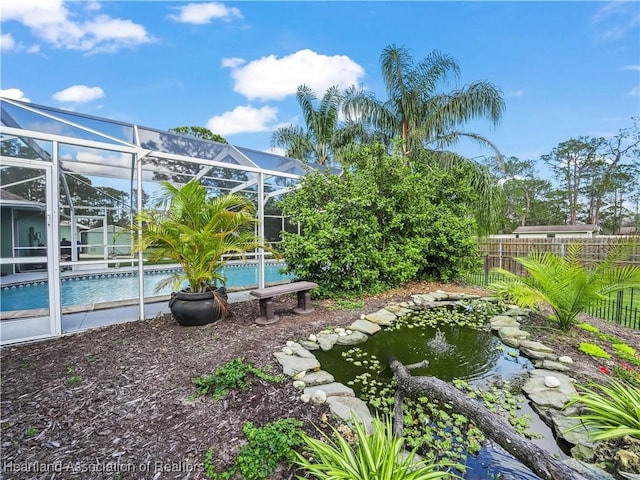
[272,85,357,166]
[343,44,505,158]
[343,45,506,234]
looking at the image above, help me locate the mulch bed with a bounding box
[1,281,636,479]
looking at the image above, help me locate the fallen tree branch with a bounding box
[389,356,586,480]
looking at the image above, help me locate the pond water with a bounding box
[313,309,568,479]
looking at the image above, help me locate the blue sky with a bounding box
[1,1,639,172]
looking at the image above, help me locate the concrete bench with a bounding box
[249,281,318,325]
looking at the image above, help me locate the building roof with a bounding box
[0,189,45,210]
[512,224,597,234]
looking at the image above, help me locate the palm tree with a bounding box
[343,44,505,158]
[271,85,345,165]
[489,239,640,330]
[342,45,506,235]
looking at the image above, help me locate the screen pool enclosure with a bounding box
[0,97,327,345]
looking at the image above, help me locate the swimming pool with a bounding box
[0,263,293,312]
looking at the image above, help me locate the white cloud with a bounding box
[506,89,524,97]
[224,49,366,101]
[590,2,640,42]
[168,2,242,24]
[52,85,105,103]
[206,105,278,135]
[622,65,640,71]
[0,0,154,53]
[1,33,15,51]
[221,57,245,69]
[628,86,640,96]
[0,88,30,102]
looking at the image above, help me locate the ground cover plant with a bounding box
[1,281,639,479]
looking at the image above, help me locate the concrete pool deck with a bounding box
[60,289,254,333]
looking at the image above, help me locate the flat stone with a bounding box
[298,339,320,350]
[384,305,413,316]
[326,396,374,433]
[498,326,531,338]
[317,332,339,351]
[551,411,595,447]
[523,370,577,409]
[285,342,317,359]
[563,458,617,480]
[335,330,368,345]
[558,356,574,364]
[304,382,354,398]
[480,296,500,303]
[273,351,320,377]
[537,360,572,372]
[490,315,521,330]
[349,319,381,335]
[520,348,557,360]
[365,309,397,326]
[519,340,554,353]
[301,370,334,387]
[502,307,530,317]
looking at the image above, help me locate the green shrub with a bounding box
[564,379,640,441]
[578,342,611,359]
[205,418,303,479]
[280,144,480,298]
[295,415,456,479]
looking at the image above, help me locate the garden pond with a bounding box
[313,302,569,479]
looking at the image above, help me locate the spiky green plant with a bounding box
[134,180,264,294]
[564,379,640,441]
[295,415,457,480]
[489,239,640,330]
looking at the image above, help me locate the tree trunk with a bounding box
[389,357,586,480]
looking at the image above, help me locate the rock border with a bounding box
[272,291,615,479]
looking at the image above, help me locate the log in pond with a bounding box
[389,357,587,480]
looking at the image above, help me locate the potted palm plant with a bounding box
[135,179,263,326]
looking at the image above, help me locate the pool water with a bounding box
[0,263,293,311]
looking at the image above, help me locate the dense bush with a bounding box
[280,143,480,297]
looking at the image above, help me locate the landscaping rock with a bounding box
[544,375,561,388]
[523,369,577,409]
[551,411,595,448]
[563,458,617,480]
[285,342,317,359]
[384,304,413,316]
[317,332,339,351]
[335,330,368,345]
[311,390,327,404]
[489,315,521,330]
[303,382,354,399]
[298,339,320,350]
[365,309,397,326]
[300,370,334,387]
[503,307,530,317]
[536,359,572,372]
[326,396,374,433]
[349,319,381,335]
[273,351,320,377]
[558,356,574,364]
[519,340,554,353]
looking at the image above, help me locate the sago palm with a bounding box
[489,239,640,330]
[135,180,262,294]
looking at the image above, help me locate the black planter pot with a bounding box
[169,288,228,326]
